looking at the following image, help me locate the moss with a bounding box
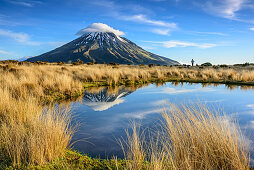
[2,150,128,170]
[83,82,109,88]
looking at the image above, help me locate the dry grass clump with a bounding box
[0,64,84,101]
[123,104,250,169]
[1,64,254,100]
[0,88,74,167]
[0,63,253,168]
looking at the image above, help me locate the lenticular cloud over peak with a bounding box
[76,23,125,36]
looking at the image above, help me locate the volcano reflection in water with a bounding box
[81,87,135,111]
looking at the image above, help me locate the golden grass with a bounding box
[0,87,74,167]
[1,64,254,101]
[123,104,250,169]
[0,63,253,168]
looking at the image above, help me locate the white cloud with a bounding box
[151,99,169,106]
[247,121,254,129]
[89,0,177,35]
[249,28,254,31]
[0,50,10,54]
[0,29,62,47]
[145,40,216,49]
[144,87,215,95]
[201,0,249,19]
[247,104,254,109]
[122,108,162,119]
[122,14,177,28]
[7,0,42,7]
[190,31,227,36]
[163,41,216,48]
[242,104,254,115]
[76,23,125,36]
[151,28,171,35]
[122,14,177,35]
[0,14,23,26]
[0,29,39,45]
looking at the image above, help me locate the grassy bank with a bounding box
[1,63,254,102]
[1,150,127,169]
[1,104,250,169]
[0,86,74,167]
[0,63,252,169]
[122,104,250,169]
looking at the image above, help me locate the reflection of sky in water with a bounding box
[70,83,254,159]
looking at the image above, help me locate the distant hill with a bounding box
[27,23,179,65]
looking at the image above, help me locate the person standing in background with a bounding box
[191,59,195,66]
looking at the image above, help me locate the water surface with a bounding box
[69,82,254,159]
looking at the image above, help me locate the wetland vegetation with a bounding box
[0,62,253,169]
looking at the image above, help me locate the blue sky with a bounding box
[0,0,254,64]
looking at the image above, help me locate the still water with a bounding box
[68,82,254,159]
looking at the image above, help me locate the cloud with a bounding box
[151,28,171,35]
[0,29,66,48]
[0,14,21,26]
[199,0,250,19]
[88,0,177,35]
[122,14,177,35]
[246,121,254,129]
[249,28,254,31]
[0,29,40,45]
[0,50,10,54]
[145,40,216,48]
[247,104,254,109]
[122,14,177,28]
[90,0,151,13]
[122,108,162,119]
[189,31,227,36]
[6,0,42,7]
[151,99,169,106]
[89,0,117,9]
[144,87,215,94]
[243,104,254,115]
[76,23,125,36]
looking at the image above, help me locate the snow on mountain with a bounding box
[27,23,179,65]
[82,87,133,111]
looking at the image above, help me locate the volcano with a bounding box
[27,23,179,65]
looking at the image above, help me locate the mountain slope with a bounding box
[27,25,179,65]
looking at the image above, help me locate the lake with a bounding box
[68,82,254,160]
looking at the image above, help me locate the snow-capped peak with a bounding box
[74,31,126,47]
[76,23,125,36]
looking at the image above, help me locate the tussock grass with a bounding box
[0,64,254,103]
[0,87,74,167]
[123,104,250,169]
[0,63,252,168]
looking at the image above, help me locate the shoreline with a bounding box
[0,63,253,169]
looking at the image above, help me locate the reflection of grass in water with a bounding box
[0,63,253,168]
[122,104,250,169]
[1,64,254,103]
